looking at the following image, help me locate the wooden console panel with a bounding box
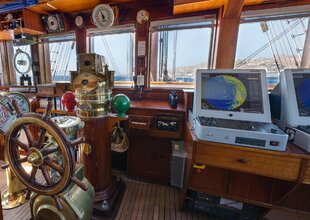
[126,100,185,184]
[183,122,310,213]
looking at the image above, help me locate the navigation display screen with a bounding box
[293,73,310,117]
[201,72,264,114]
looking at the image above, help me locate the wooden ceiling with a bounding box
[0,0,304,15]
[173,0,310,15]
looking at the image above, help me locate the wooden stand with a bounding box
[182,122,310,216]
[79,114,128,218]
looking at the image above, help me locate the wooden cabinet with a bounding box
[0,9,45,35]
[195,142,302,181]
[126,100,185,184]
[183,122,310,213]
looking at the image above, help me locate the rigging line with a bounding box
[159,32,163,79]
[267,21,284,69]
[101,36,120,75]
[103,37,120,76]
[52,42,63,77]
[270,21,290,68]
[160,31,165,80]
[59,42,71,79]
[63,41,75,81]
[275,21,295,67]
[50,43,60,68]
[60,43,72,79]
[56,43,67,76]
[298,18,307,33]
[280,20,300,67]
[172,30,177,81]
[265,30,282,72]
[127,34,129,80]
[287,19,304,61]
[236,19,303,67]
[53,43,66,78]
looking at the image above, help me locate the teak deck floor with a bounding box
[0,163,220,220]
[1,163,310,220]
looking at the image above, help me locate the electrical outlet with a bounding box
[137,75,144,86]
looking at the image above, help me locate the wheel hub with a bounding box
[27,148,43,167]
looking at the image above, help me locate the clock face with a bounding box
[75,16,84,27]
[92,4,114,29]
[136,9,149,24]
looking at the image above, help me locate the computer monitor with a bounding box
[194,69,271,123]
[280,69,310,127]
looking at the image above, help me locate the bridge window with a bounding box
[41,33,77,82]
[88,25,135,87]
[236,9,310,90]
[149,15,215,88]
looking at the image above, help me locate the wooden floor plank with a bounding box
[0,162,232,220]
[147,183,156,220]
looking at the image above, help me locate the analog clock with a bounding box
[136,9,149,24]
[92,4,115,29]
[75,15,84,28]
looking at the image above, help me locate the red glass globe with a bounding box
[61,91,77,112]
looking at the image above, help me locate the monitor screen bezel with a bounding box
[194,69,271,123]
[282,69,310,126]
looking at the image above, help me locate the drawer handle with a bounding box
[237,158,248,164]
[193,164,206,170]
[130,121,148,126]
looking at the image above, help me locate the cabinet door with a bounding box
[128,134,171,184]
[128,134,147,179]
[146,140,171,183]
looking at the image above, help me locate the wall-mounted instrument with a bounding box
[42,14,65,33]
[75,15,84,28]
[136,9,149,24]
[13,48,32,86]
[91,4,116,29]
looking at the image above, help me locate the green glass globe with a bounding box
[112,94,130,117]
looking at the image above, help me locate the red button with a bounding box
[270,141,279,146]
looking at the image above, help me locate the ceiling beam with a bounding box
[223,0,244,18]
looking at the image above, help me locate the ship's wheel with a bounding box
[3,101,87,210]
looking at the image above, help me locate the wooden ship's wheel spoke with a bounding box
[2,100,89,211]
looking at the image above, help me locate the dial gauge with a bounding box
[92,4,114,29]
[75,15,84,28]
[136,9,150,24]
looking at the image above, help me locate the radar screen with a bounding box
[201,72,264,114]
[293,73,310,117]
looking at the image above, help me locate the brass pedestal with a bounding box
[92,176,125,219]
[1,168,28,210]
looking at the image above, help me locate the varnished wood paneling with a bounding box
[214,10,241,68]
[173,0,264,15]
[304,164,310,184]
[195,143,302,181]
[228,172,273,203]
[191,166,229,193]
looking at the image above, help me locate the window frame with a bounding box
[87,24,136,87]
[148,14,216,89]
[39,32,77,83]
